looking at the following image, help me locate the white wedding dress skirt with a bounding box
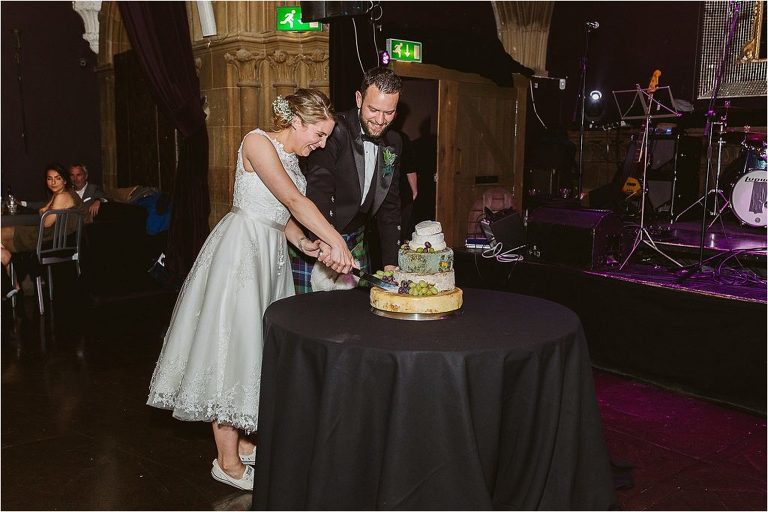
[147,129,303,433]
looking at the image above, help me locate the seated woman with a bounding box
[1,163,83,253]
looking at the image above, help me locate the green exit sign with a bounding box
[276,6,322,31]
[386,38,423,63]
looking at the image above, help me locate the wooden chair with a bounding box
[36,209,84,314]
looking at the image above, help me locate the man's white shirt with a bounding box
[361,138,378,205]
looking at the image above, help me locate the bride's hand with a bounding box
[298,237,322,257]
[316,241,333,265]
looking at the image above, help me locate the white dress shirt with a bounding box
[361,139,378,205]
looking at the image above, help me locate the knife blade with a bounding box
[351,267,399,292]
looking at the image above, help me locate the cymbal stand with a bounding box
[675,1,741,280]
[620,88,682,270]
[673,118,731,228]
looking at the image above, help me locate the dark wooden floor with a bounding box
[1,214,765,509]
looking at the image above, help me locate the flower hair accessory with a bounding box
[272,96,293,123]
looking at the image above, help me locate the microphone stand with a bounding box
[678,1,740,280]
[576,22,597,200]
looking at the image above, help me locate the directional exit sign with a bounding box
[386,38,423,63]
[276,6,322,31]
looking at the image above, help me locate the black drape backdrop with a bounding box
[118,1,210,280]
[328,1,533,110]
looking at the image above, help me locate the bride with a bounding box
[147,89,353,491]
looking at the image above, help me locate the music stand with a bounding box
[612,85,683,269]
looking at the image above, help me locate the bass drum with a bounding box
[730,169,768,227]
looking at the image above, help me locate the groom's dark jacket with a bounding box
[302,108,403,266]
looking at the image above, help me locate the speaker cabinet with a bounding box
[526,207,622,269]
[646,135,701,216]
[300,1,367,22]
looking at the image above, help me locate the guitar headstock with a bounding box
[648,70,661,92]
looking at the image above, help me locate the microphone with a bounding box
[585,21,599,30]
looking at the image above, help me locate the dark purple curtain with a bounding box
[119,1,209,280]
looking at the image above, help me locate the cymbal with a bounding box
[724,127,767,140]
[725,126,766,134]
[711,104,751,112]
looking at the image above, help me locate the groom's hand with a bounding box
[316,241,333,266]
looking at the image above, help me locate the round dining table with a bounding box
[251,287,616,510]
[1,211,40,227]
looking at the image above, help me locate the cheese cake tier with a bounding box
[392,269,455,292]
[370,287,463,314]
[397,247,454,273]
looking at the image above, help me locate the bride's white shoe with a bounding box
[211,459,254,491]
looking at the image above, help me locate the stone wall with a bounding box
[97,1,330,227]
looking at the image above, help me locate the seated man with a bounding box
[69,163,109,222]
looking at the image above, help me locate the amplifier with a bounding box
[526,207,622,269]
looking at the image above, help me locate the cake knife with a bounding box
[351,267,399,292]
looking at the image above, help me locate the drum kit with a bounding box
[722,127,767,227]
[675,105,767,228]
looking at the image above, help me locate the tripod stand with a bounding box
[674,115,731,229]
[612,84,682,269]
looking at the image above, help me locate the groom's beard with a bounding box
[359,112,391,140]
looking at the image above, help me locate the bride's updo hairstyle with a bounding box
[271,89,335,131]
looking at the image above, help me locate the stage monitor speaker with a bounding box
[526,207,622,269]
[300,1,368,22]
[480,209,525,248]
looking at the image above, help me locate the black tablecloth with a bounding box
[1,212,40,227]
[252,288,616,510]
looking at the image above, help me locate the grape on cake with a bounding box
[370,221,463,315]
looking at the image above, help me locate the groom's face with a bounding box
[356,84,399,138]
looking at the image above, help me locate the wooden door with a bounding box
[393,62,527,248]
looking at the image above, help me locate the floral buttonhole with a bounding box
[382,147,397,178]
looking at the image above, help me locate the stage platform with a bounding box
[455,215,766,414]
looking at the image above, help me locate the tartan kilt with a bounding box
[290,226,370,294]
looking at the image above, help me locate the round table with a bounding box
[1,212,40,227]
[252,288,616,510]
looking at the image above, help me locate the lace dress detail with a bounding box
[233,129,305,225]
[147,128,300,433]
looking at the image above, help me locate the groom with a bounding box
[292,67,404,293]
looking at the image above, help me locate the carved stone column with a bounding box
[73,1,102,54]
[225,48,267,132]
[300,49,330,96]
[266,49,302,98]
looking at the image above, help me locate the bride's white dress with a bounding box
[147,129,302,433]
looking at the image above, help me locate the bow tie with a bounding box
[361,134,382,145]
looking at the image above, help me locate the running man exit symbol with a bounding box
[275,6,322,31]
[386,38,423,63]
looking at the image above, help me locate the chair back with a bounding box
[36,209,84,265]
